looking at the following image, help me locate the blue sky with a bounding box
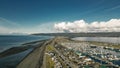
[0,0,120,34]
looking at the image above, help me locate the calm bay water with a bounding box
[72,37,120,44]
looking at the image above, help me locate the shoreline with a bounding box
[0,39,48,58]
[16,39,52,68]
[16,40,47,67]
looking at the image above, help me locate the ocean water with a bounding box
[0,35,52,52]
[0,35,53,68]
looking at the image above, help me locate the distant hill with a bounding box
[32,32,120,37]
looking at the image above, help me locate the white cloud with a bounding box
[18,22,56,34]
[0,26,12,34]
[106,5,120,11]
[0,17,21,27]
[54,19,120,33]
[0,17,55,34]
[0,17,22,34]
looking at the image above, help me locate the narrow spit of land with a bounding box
[16,37,71,68]
[16,40,52,68]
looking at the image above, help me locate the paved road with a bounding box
[54,46,78,68]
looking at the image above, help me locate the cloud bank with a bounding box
[54,19,120,33]
[0,17,120,34]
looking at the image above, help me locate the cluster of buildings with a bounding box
[45,40,120,68]
[55,43,100,67]
[45,51,62,68]
[60,42,120,67]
